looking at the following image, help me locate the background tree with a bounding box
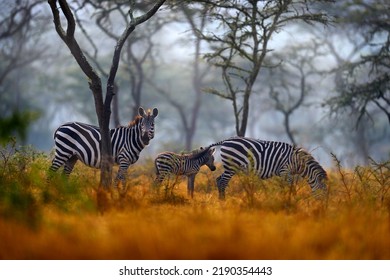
[308,0,390,165]
[149,4,211,151]
[1,0,388,169]
[84,1,170,123]
[267,41,323,145]
[325,0,390,125]
[48,0,166,188]
[0,0,46,143]
[198,0,332,136]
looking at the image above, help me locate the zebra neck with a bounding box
[112,125,146,152]
[288,149,309,178]
[181,156,203,173]
[133,124,147,148]
[194,155,206,166]
[290,149,322,185]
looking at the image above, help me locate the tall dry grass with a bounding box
[0,145,389,259]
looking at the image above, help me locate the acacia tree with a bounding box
[0,0,47,142]
[305,0,390,164]
[267,42,323,145]
[147,4,210,150]
[48,0,166,188]
[325,0,390,125]
[71,3,121,127]
[88,2,169,122]
[197,0,332,136]
[171,5,210,150]
[0,0,46,85]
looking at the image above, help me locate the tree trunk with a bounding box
[99,110,113,188]
[284,114,296,146]
[48,0,112,188]
[49,0,167,191]
[112,83,120,127]
[186,35,202,150]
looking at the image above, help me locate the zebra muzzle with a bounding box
[141,133,150,145]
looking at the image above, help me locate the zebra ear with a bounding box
[152,108,158,117]
[138,107,146,117]
[210,147,216,155]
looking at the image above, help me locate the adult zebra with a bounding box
[49,107,158,185]
[208,137,327,199]
[154,147,216,198]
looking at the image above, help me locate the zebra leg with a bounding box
[49,154,66,174]
[187,174,195,198]
[153,171,166,191]
[280,170,297,196]
[47,159,61,183]
[216,171,234,200]
[113,166,129,198]
[47,153,72,182]
[115,168,126,186]
[63,155,78,177]
[155,169,165,184]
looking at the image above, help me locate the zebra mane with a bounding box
[126,115,142,128]
[179,147,211,160]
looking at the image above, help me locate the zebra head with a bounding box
[297,149,328,194]
[307,165,328,199]
[138,107,158,145]
[290,147,328,196]
[205,147,217,171]
[198,146,217,171]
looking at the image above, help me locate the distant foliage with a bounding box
[0,111,40,144]
[325,0,390,124]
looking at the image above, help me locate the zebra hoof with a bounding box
[218,192,226,200]
[119,186,128,198]
[110,188,120,200]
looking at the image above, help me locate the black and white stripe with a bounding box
[155,147,216,198]
[209,137,327,199]
[49,107,158,184]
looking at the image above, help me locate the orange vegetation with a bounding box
[0,154,389,260]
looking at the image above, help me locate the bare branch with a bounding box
[203,87,232,100]
[106,0,166,88]
[197,0,332,136]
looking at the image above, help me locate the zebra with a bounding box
[154,146,216,198]
[208,137,327,199]
[49,107,158,185]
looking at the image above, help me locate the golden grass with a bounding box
[0,154,389,260]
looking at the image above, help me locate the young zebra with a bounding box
[154,147,216,198]
[208,137,327,199]
[49,107,158,185]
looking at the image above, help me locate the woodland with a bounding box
[0,0,389,260]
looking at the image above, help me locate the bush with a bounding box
[0,141,96,227]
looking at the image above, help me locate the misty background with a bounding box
[1,0,389,169]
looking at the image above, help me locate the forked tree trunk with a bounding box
[48,0,166,191]
[99,111,113,188]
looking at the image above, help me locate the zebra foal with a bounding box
[208,137,327,199]
[49,107,158,186]
[154,147,216,198]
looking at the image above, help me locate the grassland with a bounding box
[0,146,389,259]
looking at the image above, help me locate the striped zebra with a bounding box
[49,107,158,185]
[208,137,327,199]
[154,147,216,198]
